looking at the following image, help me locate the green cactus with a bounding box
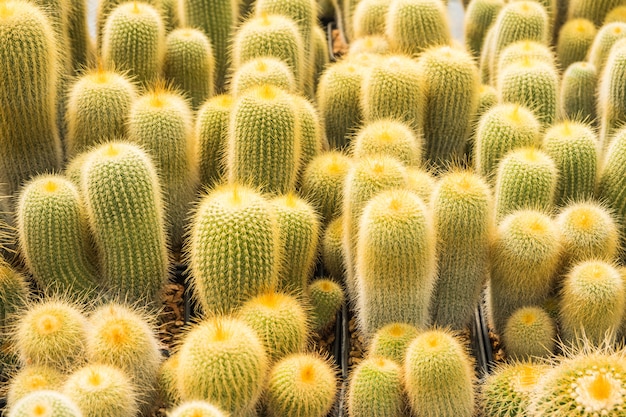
[265,353,337,417]
[17,175,101,297]
[404,329,475,417]
[308,278,344,332]
[488,210,562,334]
[321,216,346,281]
[502,306,556,360]
[556,18,596,71]
[231,57,296,97]
[589,22,626,76]
[418,46,480,169]
[187,184,280,314]
[474,103,541,183]
[0,0,63,201]
[348,35,391,55]
[466,84,498,165]
[559,62,598,124]
[300,151,352,225]
[238,290,309,363]
[158,352,181,408]
[81,142,169,305]
[178,0,236,91]
[352,119,422,167]
[176,316,268,416]
[355,189,436,338]
[163,27,215,110]
[463,0,504,59]
[14,299,88,372]
[605,5,626,23]
[542,121,598,207]
[385,0,451,56]
[227,85,301,195]
[479,25,496,83]
[195,94,232,187]
[311,24,329,93]
[0,262,29,378]
[294,96,324,182]
[495,40,555,81]
[161,0,179,32]
[8,391,82,417]
[101,2,165,87]
[65,66,137,158]
[568,0,626,26]
[353,0,392,38]
[67,0,92,73]
[599,39,626,150]
[95,0,161,51]
[169,402,228,417]
[405,168,436,204]
[430,171,493,330]
[62,363,138,417]
[347,356,404,417]
[368,322,420,365]
[127,85,198,252]
[6,365,65,408]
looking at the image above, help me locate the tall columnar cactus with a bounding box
[463,0,504,59]
[271,194,320,293]
[6,365,65,408]
[430,171,493,330]
[101,2,165,87]
[321,216,346,281]
[404,329,475,417]
[17,175,100,297]
[308,278,344,332]
[352,120,422,167]
[361,54,423,140]
[161,0,179,32]
[178,0,236,91]
[127,85,198,252]
[176,316,268,416]
[232,14,304,91]
[0,0,63,202]
[598,128,626,254]
[67,0,92,73]
[556,18,596,71]
[494,147,557,220]
[187,184,280,314]
[347,357,404,417]
[95,0,161,50]
[542,121,598,206]
[0,262,29,377]
[163,28,215,111]
[385,0,451,56]
[353,0,392,38]
[502,306,556,360]
[368,323,420,364]
[81,142,169,305]
[8,391,82,417]
[418,46,479,168]
[230,57,296,97]
[495,40,555,81]
[355,189,436,338]
[195,94,232,187]
[599,39,626,150]
[294,95,324,181]
[488,210,562,334]
[466,84,498,165]
[589,22,626,76]
[311,25,329,93]
[559,260,625,346]
[405,168,436,203]
[605,5,626,23]
[474,103,541,183]
[65,66,137,158]
[559,62,597,124]
[568,0,626,26]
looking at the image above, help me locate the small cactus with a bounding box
[347,356,404,417]
[8,391,82,417]
[368,322,420,364]
[502,306,556,360]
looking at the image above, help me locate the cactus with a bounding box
[0,262,29,378]
[361,54,423,139]
[568,0,626,26]
[101,2,164,87]
[65,66,137,158]
[178,0,236,91]
[347,356,404,417]
[479,25,496,83]
[232,14,304,90]
[230,57,296,97]
[474,103,541,183]
[294,96,324,181]
[311,25,329,93]
[542,121,598,206]
[196,94,232,187]
[559,260,625,346]
[355,189,436,338]
[170,402,228,417]
[430,171,493,330]
[62,363,138,417]
[368,322,420,364]
[163,28,215,110]
[14,299,88,372]
[158,352,181,408]
[559,62,598,124]
[605,5,626,23]
[95,0,160,50]
[556,19,596,71]
[405,168,436,204]
[466,84,498,165]
[502,306,556,360]
[463,0,504,59]
[0,0,63,201]
[187,184,280,314]
[17,175,101,297]
[349,35,391,55]
[176,316,268,416]
[161,0,179,32]
[308,278,344,332]
[81,142,168,305]
[488,210,562,334]
[8,391,82,417]
[494,147,557,220]
[6,365,65,408]
[67,0,92,73]
[353,0,392,38]
[321,216,346,281]
[418,46,480,169]
[238,290,309,362]
[127,85,198,252]
[300,151,352,225]
[404,329,475,417]
[385,0,451,56]
[352,119,422,167]
[599,39,626,150]
[496,40,555,80]
[265,353,337,417]
[589,22,626,76]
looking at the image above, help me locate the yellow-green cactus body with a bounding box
[308,278,344,332]
[463,0,504,59]
[95,0,161,50]
[311,25,329,93]
[599,39,626,150]
[294,96,324,182]
[195,94,232,187]
[0,263,28,378]
[466,84,498,165]
[349,35,391,55]
[589,22,626,75]
[321,216,346,281]
[158,353,180,408]
[231,57,296,97]
[67,0,92,73]
[347,357,404,417]
[6,365,65,408]
[405,168,436,204]
[8,391,82,417]
[556,18,596,71]
[352,119,422,167]
[496,40,555,81]
[161,0,179,32]
[559,62,598,124]
[368,323,420,365]
[502,306,556,360]
[353,0,392,38]
[568,0,626,26]
[169,402,228,417]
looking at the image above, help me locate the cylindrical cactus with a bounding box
[308,278,344,332]
[502,306,556,360]
[347,356,404,417]
[352,119,422,167]
[195,94,232,187]
[294,95,324,182]
[67,0,92,73]
[495,40,555,81]
[559,62,597,124]
[567,0,626,26]
[6,365,65,408]
[556,18,596,71]
[348,35,391,55]
[230,57,296,97]
[8,391,82,417]
[466,84,498,165]
[158,352,180,408]
[588,22,626,75]
[368,323,420,364]
[463,0,504,59]
[598,39,626,150]
[311,25,329,93]
[353,0,392,38]
[0,262,29,378]
[321,216,346,281]
[169,402,228,417]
